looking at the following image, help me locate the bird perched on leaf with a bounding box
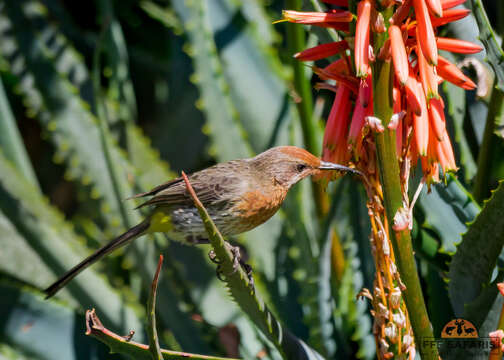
[45,146,358,298]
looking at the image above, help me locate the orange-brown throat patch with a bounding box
[233,185,288,231]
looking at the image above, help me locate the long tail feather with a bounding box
[44,221,150,299]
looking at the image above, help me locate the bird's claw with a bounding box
[208,250,222,264]
[212,243,255,291]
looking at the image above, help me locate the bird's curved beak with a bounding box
[318,161,361,175]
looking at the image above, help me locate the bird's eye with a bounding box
[296,163,308,172]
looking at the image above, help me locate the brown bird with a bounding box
[44,146,358,298]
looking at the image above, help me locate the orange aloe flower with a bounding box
[437,55,477,90]
[281,10,353,24]
[426,0,443,18]
[355,0,372,77]
[405,73,422,116]
[417,36,439,99]
[441,0,466,10]
[294,40,349,61]
[389,25,409,85]
[349,76,373,147]
[413,77,429,156]
[436,37,483,54]
[428,97,445,141]
[412,0,438,65]
[431,8,470,27]
[280,0,481,186]
[322,84,352,165]
[390,0,412,25]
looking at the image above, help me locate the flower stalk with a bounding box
[373,60,438,360]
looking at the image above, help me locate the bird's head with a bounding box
[251,146,359,188]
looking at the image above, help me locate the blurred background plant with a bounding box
[0,0,503,359]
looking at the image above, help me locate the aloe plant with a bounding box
[1,0,504,359]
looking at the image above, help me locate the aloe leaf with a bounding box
[96,0,137,126]
[167,0,252,161]
[0,2,218,353]
[0,150,144,335]
[206,0,293,152]
[0,282,114,360]
[418,174,480,255]
[470,0,504,92]
[183,173,325,360]
[448,181,504,316]
[0,78,38,186]
[0,211,54,289]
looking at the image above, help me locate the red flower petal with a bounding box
[389,25,409,85]
[417,39,439,99]
[294,40,349,61]
[431,8,470,27]
[426,0,443,17]
[441,0,466,10]
[413,0,438,65]
[436,37,483,54]
[413,77,429,155]
[355,0,372,77]
[405,73,423,116]
[428,98,446,140]
[437,55,476,90]
[282,10,353,24]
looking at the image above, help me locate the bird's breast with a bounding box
[231,186,287,232]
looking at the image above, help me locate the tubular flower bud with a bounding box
[390,0,412,25]
[441,0,466,9]
[417,39,439,99]
[413,78,429,155]
[405,73,422,116]
[431,8,470,27]
[389,25,409,85]
[425,0,443,17]
[322,85,352,166]
[294,40,349,61]
[280,10,353,24]
[355,0,372,77]
[437,55,477,90]
[436,37,483,54]
[412,0,438,65]
[428,98,446,141]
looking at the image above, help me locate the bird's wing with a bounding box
[133,163,244,209]
[128,177,184,199]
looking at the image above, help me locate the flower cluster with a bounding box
[282,0,481,183]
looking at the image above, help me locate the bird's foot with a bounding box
[208,249,222,264]
[225,242,241,272]
[210,243,254,290]
[240,261,254,291]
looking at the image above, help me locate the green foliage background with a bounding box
[0,0,503,359]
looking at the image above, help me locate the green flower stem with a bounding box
[285,0,329,217]
[473,86,504,204]
[372,61,438,360]
[85,309,237,360]
[147,255,164,360]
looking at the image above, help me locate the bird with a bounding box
[44,146,358,298]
